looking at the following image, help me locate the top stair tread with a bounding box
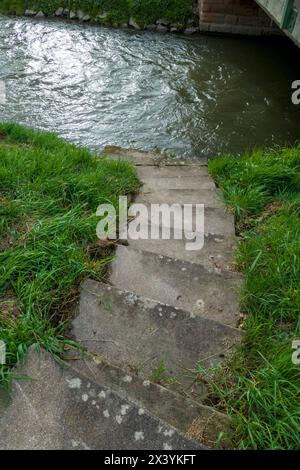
[136,165,211,178]
[102,146,207,166]
[136,164,215,191]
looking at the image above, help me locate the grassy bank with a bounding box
[205,147,300,449]
[0,123,139,387]
[0,0,195,28]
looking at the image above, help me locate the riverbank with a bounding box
[1,123,299,449]
[206,147,300,449]
[0,0,198,34]
[0,123,140,387]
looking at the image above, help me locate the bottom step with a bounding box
[70,352,231,449]
[0,347,203,450]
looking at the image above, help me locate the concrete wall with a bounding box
[256,0,300,48]
[291,5,300,46]
[256,0,287,23]
[198,0,280,35]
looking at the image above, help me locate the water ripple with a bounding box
[0,16,300,157]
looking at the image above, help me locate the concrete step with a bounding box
[0,347,203,450]
[135,188,223,208]
[123,204,236,270]
[102,146,207,166]
[137,165,209,179]
[70,353,231,449]
[72,280,242,398]
[109,246,241,327]
[125,205,235,237]
[126,233,236,271]
[141,176,215,191]
[135,157,214,191]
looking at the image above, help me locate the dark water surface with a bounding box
[1,16,300,157]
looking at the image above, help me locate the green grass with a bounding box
[130,0,192,27]
[206,146,300,450]
[0,123,139,388]
[0,0,194,27]
[0,1,24,15]
[150,359,178,387]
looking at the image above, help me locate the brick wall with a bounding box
[198,0,280,35]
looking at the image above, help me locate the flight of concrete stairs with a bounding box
[0,148,243,450]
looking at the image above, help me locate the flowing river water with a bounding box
[1,15,300,157]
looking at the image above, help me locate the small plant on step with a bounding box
[150,360,178,387]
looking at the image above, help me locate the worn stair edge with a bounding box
[136,165,210,178]
[125,233,236,271]
[109,245,242,327]
[135,188,224,209]
[122,204,237,270]
[124,204,236,237]
[72,279,243,399]
[69,351,232,449]
[142,176,216,192]
[0,347,204,450]
[102,146,208,166]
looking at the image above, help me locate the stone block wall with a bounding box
[198,0,280,35]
